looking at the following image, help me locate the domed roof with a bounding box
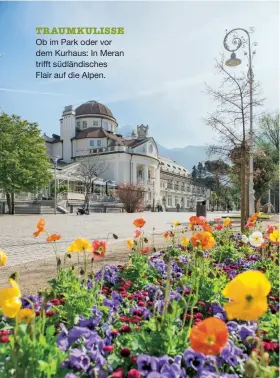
[75,101,115,119]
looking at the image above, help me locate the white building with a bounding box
[44,100,209,210]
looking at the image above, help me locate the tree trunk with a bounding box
[11,192,15,214]
[6,193,11,214]
[255,198,261,212]
[240,147,246,231]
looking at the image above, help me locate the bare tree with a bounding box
[204,58,263,230]
[117,183,145,213]
[77,158,111,207]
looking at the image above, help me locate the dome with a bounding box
[75,101,115,119]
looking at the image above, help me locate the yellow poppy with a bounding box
[181,236,189,247]
[222,271,271,321]
[0,249,7,267]
[0,279,22,318]
[67,238,92,253]
[269,230,279,244]
[17,308,35,324]
[173,220,181,227]
[223,217,232,227]
[127,239,134,249]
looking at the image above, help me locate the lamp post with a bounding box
[51,155,60,215]
[223,28,257,216]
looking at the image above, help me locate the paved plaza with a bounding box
[0,211,230,267]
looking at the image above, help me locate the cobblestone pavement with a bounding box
[0,211,230,267]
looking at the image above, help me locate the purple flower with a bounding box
[160,362,181,378]
[68,327,92,346]
[65,374,79,378]
[137,355,159,376]
[183,349,205,372]
[238,324,257,344]
[147,373,168,378]
[227,321,239,334]
[69,349,90,371]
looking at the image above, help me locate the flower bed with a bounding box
[0,215,279,378]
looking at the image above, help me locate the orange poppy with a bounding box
[163,231,172,239]
[46,233,61,242]
[92,240,106,259]
[189,216,207,231]
[245,221,255,229]
[202,223,212,233]
[33,218,46,237]
[133,218,146,228]
[190,232,215,250]
[190,317,228,355]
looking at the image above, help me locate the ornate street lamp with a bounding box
[223,27,257,216]
[51,155,60,215]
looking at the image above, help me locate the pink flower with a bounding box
[112,368,125,378]
[128,370,141,378]
[134,230,141,238]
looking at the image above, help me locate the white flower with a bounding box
[241,235,248,244]
[249,231,264,248]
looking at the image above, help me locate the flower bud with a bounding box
[208,271,216,279]
[156,315,162,323]
[246,336,258,345]
[244,359,258,377]
[261,352,269,365]
[196,250,204,258]
[167,303,173,314]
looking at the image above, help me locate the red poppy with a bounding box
[190,317,228,355]
[140,246,150,255]
[92,240,106,259]
[215,224,223,231]
[133,218,146,228]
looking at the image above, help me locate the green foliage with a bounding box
[48,269,102,327]
[0,113,52,195]
[0,323,67,378]
[211,243,241,263]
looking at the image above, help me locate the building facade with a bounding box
[44,100,209,210]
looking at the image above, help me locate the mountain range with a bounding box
[118,125,209,171]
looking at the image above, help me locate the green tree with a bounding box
[0,113,52,214]
[253,148,277,211]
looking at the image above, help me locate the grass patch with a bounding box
[222,214,274,219]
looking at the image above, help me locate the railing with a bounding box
[75,145,128,157]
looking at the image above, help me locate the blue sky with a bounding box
[0,1,279,147]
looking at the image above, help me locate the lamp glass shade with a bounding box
[225,52,242,67]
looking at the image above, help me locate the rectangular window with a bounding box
[93,120,98,126]
[97,140,102,147]
[82,121,87,129]
[76,121,80,128]
[89,140,94,147]
[103,121,108,130]
[167,195,172,206]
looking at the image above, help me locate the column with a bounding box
[132,163,137,184]
[143,166,149,185]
